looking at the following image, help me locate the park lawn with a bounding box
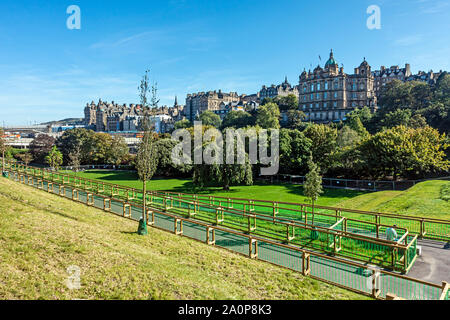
[336,180,450,220]
[61,170,366,207]
[0,177,367,300]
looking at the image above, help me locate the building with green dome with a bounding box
[298,50,377,123]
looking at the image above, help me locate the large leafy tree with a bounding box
[279,129,312,174]
[221,110,255,129]
[174,119,192,130]
[198,110,222,128]
[274,94,299,111]
[107,136,129,166]
[56,128,96,164]
[304,124,338,173]
[358,125,449,180]
[29,134,56,164]
[256,102,280,129]
[193,129,253,190]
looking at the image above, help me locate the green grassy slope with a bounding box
[337,180,450,220]
[0,177,366,300]
[61,170,366,207]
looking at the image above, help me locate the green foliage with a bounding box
[221,110,255,129]
[304,124,338,173]
[273,94,299,111]
[45,146,63,170]
[155,138,192,177]
[29,134,56,163]
[107,136,129,166]
[193,130,253,190]
[198,110,222,128]
[358,125,449,180]
[279,129,312,174]
[286,109,307,130]
[174,119,192,130]
[256,102,280,129]
[304,156,323,210]
[17,152,33,165]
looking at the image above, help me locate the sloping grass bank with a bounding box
[0,177,366,300]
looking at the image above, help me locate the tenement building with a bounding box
[372,64,412,96]
[83,98,185,132]
[299,50,377,122]
[185,90,240,121]
[259,77,299,101]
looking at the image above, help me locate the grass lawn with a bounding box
[337,180,450,220]
[0,177,367,300]
[61,170,366,207]
[61,170,450,220]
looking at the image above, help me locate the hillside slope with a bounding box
[337,180,450,220]
[0,178,365,300]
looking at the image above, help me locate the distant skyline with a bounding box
[1,0,449,126]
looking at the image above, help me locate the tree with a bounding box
[279,129,312,174]
[135,70,160,229]
[107,136,129,166]
[0,129,6,170]
[274,94,299,111]
[91,133,113,164]
[199,110,222,128]
[256,102,280,129]
[286,109,306,130]
[304,124,338,173]
[174,119,192,130]
[45,146,63,170]
[56,128,96,164]
[68,144,81,173]
[358,125,449,180]
[29,134,56,164]
[18,152,33,166]
[221,111,255,129]
[155,138,192,177]
[304,156,323,224]
[192,128,253,190]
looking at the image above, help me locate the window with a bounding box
[324,102,328,109]
[333,102,337,108]
[325,82,328,90]
[310,94,314,100]
[317,83,321,91]
[311,84,314,92]
[316,103,319,109]
[316,93,320,99]
[324,92,328,99]
[334,92,338,98]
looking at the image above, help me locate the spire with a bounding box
[174,95,178,107]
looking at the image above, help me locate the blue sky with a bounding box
[0,0,449,126]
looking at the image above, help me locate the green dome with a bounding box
[325,49,338,67]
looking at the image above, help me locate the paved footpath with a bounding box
[408,239,450,283]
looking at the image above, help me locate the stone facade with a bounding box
[83,98,185,132]
[259,77,299,101]
[185,90,240,121]
[299,50,377,122]
[372,64,412,96]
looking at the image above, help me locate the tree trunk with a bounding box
[142,180,147,221]
[311,199,315,226]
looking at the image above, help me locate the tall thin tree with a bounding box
[135,70,159,234]
[304,155,323,225]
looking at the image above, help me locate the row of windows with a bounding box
[302,101,365,110]
[305,111,349,121]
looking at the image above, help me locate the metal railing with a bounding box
[3,166,448,300]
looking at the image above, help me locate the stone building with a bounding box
[84,97,185,132]
[372,64,412,96]
[185,90,240,121]
[259,77,299,101]
[406,70,444,85]
[299,50,377,122]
